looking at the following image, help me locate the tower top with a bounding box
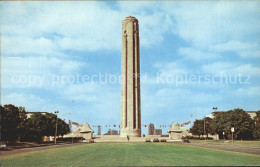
[123,16,138,22]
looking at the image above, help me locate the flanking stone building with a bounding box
[168,122,189,140]
[64,123,94,140]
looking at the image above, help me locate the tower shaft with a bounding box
[120,16,141,137]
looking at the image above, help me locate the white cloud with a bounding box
[1,1,173,55]
[1,36,60,56]
[1,56,86,88]
[178,47,220,62]
[164,1,260,49]
[59,83,99,102]
[233,87,260,97]
[141,87,222,123]
[210,40,260,58]
[201,61,260,76]
[1,93,47,111]
[154,61,186,74]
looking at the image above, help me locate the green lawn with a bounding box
[2,143,259,166]
[190,140,260,148]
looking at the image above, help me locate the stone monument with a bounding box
[120,16,141,137]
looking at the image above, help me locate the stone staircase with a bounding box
[93,135,170,143]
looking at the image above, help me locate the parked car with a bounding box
[145,138,151,142]
[89,139,95,143]
[160,139,167,142]
[153,138,159,142]
[1,143,6,150]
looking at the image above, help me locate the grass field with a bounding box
[190,140,260,148]
[2,143,260,166]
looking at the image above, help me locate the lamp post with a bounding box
[54,111,71,144]
[204,117,206,143]
[223,131,225,142]
[54,111,59,144]
[231,127,234,146]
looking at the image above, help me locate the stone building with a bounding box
[168,122,186,140]
[26,111,48,118]
[64,123,94,140]
[154,129,162,135]
[148,123,155,135]
[105,129,119,135]
[207,111,257,119]
[97,125,101,135]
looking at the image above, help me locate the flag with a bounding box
[71,121,80,126]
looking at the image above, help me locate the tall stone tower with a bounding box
[120,16,141,137]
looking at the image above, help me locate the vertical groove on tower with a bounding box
[134,22,139,130]
[137,22,141,130]
[124,30,127,128]
[133,21,136,129]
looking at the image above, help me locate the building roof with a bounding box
[79,123,94,133]
[212,111,257,114]
[26,111,49,114]
[168,123,183,133]
[208,111,257,119]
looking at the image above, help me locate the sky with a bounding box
[1,1,260,135]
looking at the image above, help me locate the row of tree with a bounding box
[1,104,70,142]
[190,109,260,140]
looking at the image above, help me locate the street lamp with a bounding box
[204,117,206,143]
[54,111,59,144]
[54,111,71,144]
[231,127,235,146]
[212,107,218,111]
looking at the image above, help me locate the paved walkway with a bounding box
[181,142,260,155]
[1,143,85,157]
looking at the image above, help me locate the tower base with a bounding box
[120,128,141,137]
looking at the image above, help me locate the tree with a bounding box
[1,104,21,142]
[190,119,204,138]
[20,113,49,142]
[44,113,70,137]
[227,109,255,140]
[57,118,70,137]
[253,111,260,140]
[210,112,229,139]
[204,117,213,139]
[190,117,213,139]
[211,109,255,140]
[17,106,27,142]
[20,112,70,142]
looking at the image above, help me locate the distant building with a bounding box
[154,129,162,135]
[105,129,118,135]
[207,111,257,119]
[148,123,155,135]
[97,125,101,135]
[26,111,49,118]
